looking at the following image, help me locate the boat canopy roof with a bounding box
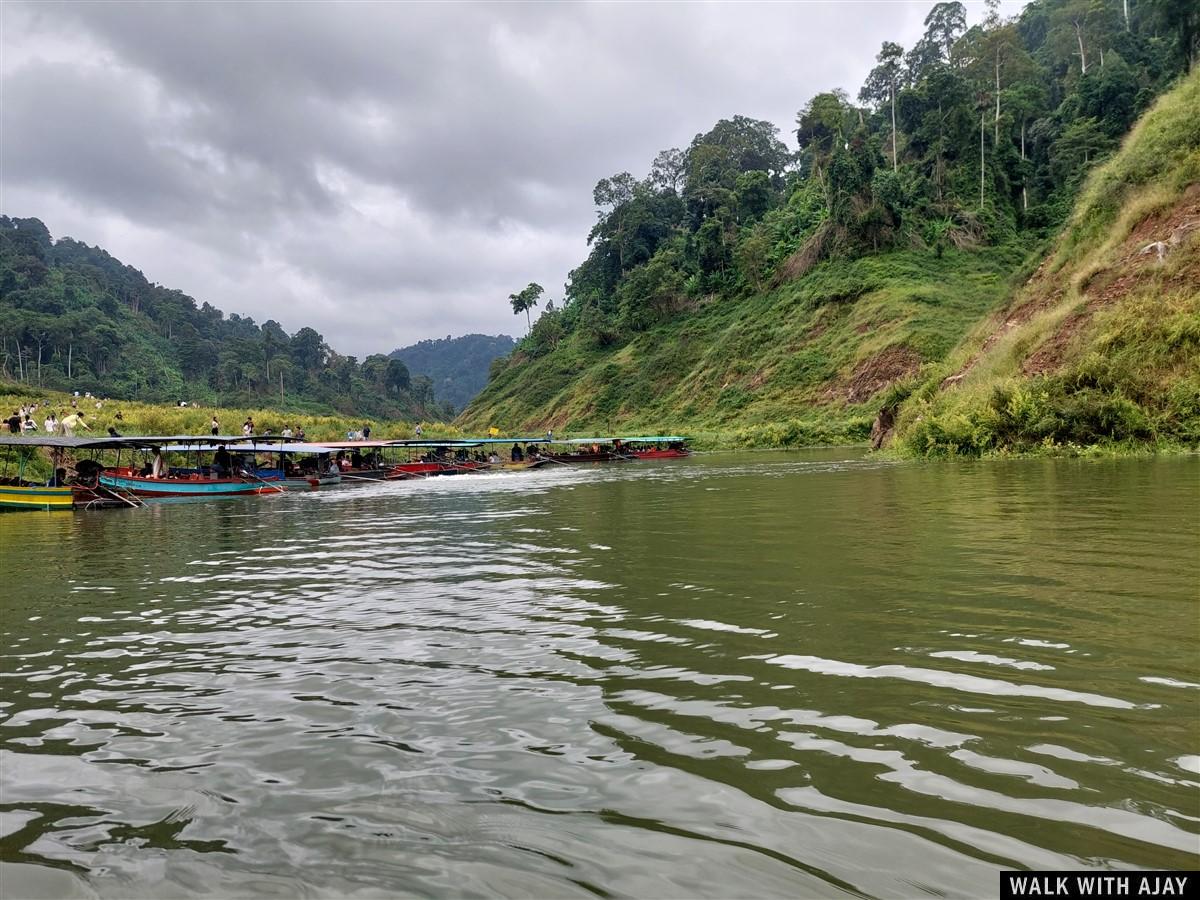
[547,435,687,444]
[157,440,347,454]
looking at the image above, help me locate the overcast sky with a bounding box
[1,1,1023,357]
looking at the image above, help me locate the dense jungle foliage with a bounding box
[0,218,447,420]
[465,0,1197,446]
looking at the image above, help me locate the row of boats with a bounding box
[0,434,690,511]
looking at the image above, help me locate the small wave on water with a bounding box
[1,450,1197,897]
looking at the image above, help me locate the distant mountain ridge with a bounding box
[390,333,515,412]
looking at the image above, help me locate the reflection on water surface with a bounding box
[2,450,1197,897]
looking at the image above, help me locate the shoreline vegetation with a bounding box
[3,387,1192,466]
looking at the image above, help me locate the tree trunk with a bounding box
[995,49,1002,144]
[1021,118,1028,211]
[1123,0,1129,31]
[890,82,898,172]
[1075,20,1088,74]
[525,308,531,334]
[980,111,986,209]
[68,342,73,380]
[16,342,23,382]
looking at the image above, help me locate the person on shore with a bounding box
[44,413,57,434]
[6,412,21,434]
[296,426,306,441]
[22,415,37,432]
[281,425,293,438]
[61,412,89,436]
[107,426,121,437]
[362,424,371,440]
[211,416,220,436]
[243,418,254,436]
[415,423,422,438]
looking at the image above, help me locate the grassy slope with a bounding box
[891,70,1200,456]
[461,243,1031,448]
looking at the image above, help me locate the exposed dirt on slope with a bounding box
[941,189,1200,386]
[1022,191,1200,376]
[823,345,922,405]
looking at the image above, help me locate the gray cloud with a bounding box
[1,0,1025,355]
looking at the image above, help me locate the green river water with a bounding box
[1,449,1197,898]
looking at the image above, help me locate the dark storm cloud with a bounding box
[1,1,1022,355]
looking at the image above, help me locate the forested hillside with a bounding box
[391,333,516,412]
[462,0,1196,446]
[0,218,437,418]
[890,69,1199,454]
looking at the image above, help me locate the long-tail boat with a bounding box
[97,436,288,499]
[0,435,168,510]
[623,436,691,459]
[538,437,636,463]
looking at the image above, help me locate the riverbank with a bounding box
[6,387,1194,460]
[0,387,458,443]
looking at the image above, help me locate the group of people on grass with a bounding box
[7,403,96,437]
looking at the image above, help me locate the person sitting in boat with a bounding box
[488,452,500,464]
[511,443,523,462]
[213,445,233,477]
[350,449,363,468]
[150,448,166,479]
[47,467,68,487]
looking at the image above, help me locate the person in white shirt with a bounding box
[281,426,293,438]
[44,413,57,434]
[150,448,166,479]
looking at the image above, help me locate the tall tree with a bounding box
[509,282,544,334]
[860,42,906,171]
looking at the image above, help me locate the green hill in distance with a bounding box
[391,333,516,413]
[0,218,437,419]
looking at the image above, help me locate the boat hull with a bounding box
[386,461,489,479]
[0,483,74,511]
[542,452,632,463]
[100,473,273,498]
[630,449,690,459]
[276,474,341,490]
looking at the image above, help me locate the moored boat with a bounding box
[623,436,691,459]
[0,435,158,511]
[99,469,278,498]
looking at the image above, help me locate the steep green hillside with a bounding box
[890,69,1200,455]
[462,0,1193,446]
[391,333,516,412]
[461,243,1030,445]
